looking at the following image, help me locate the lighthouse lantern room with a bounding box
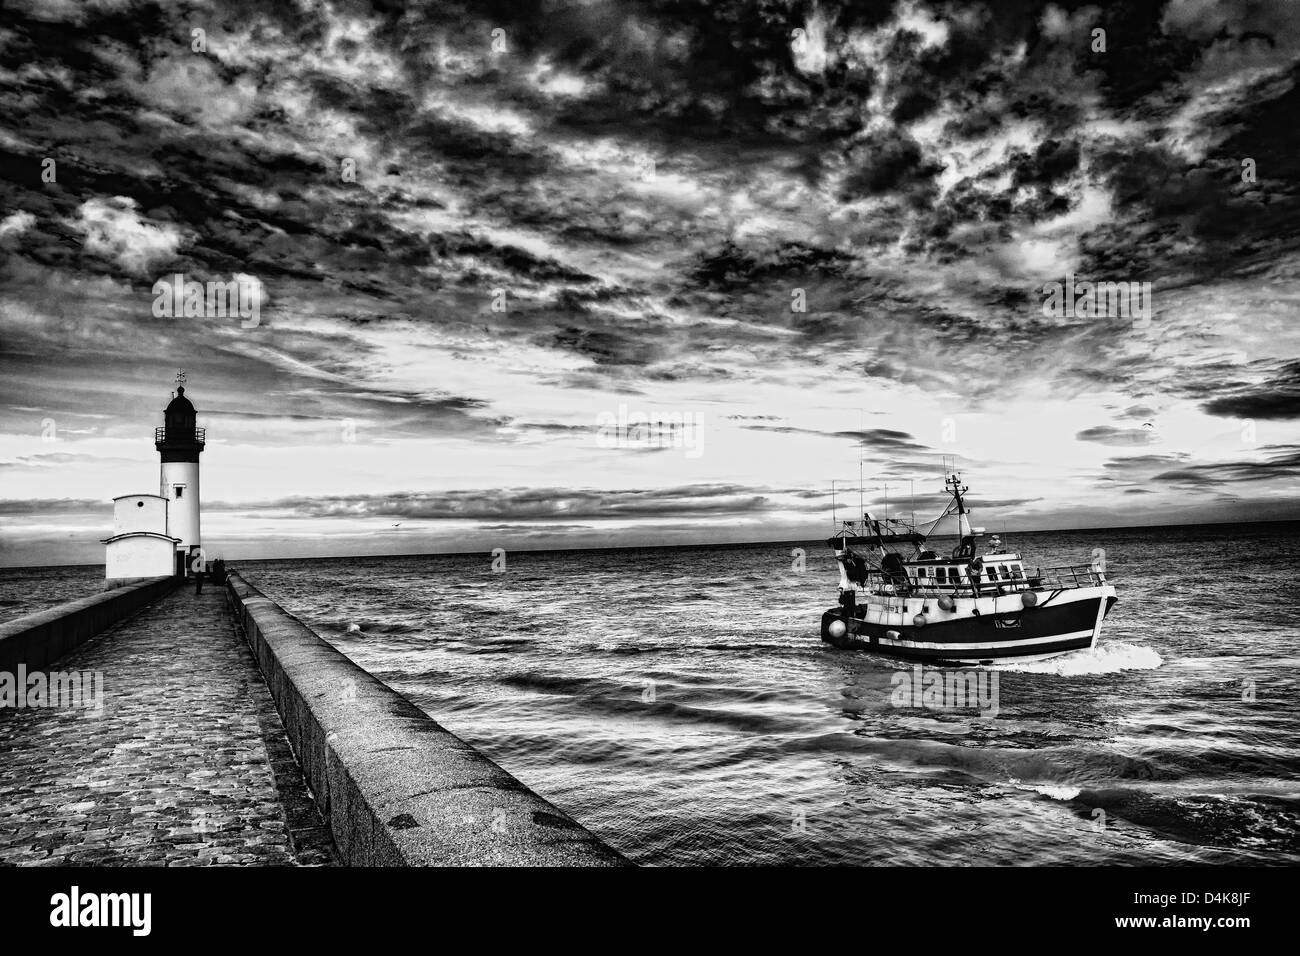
[103,376,205,582]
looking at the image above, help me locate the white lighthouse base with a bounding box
[104,532,178,580]
[103,495,180,581]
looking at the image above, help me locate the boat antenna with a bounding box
[858,457,864,524]
[859,410,865,524]
[831,480,836,531]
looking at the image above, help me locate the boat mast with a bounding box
[944,460,974,558]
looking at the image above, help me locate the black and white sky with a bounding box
[2,0,1299,565]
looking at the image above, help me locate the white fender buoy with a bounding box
[913,613,928,627]
[938,595,955,612]
[1021,591,1038,608]
[828,619,847,638]
[885,630,900,640]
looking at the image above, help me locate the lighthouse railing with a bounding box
[155,426,205,443]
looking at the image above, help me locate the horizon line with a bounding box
[4,515,1296,571]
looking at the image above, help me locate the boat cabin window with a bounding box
[999,565,1012,581]
[935,567,947,583]
[985,567,997,582]
[1011,564,1024,579]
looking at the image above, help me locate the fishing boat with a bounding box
[820,470,1117,664]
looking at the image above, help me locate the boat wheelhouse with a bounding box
[820,471,1117,664]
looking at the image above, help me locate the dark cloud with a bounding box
[3,0,1300,562]
[1202,360,1300,420]
[741,423,928,453]
[219,483,799,522]
[1076,425,1159,446]
[0,498,105,515]
[839,129,942,201]
[1116,404,1157,421]
[1102,453,1188,473]
[1151,444,1300,486]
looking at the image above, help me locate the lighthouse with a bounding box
[103,376,206,582]
[155,384,205,573]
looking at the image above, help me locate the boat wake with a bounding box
[993,641,1162,675]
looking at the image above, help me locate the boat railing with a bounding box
[861,563,1105,597]
[1029,565,1107,589]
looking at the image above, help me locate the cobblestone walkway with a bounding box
[0,586,336,866]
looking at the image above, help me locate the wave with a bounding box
[336,620,421,635]
[498,673,596,695]
[223,537,1298,865]
[993,641,1162,675]
[1010,780,1083,800]
[1063,788,1300,853]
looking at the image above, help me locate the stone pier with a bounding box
[1,573,628,867]
[0,586,335,866]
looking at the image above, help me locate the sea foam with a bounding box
[993,641,1163,675]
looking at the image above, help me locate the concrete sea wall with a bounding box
[0,576,177,674]
[225,571,629,867]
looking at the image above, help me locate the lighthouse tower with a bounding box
[155,384,205,574]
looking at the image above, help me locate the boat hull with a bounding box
[821,588,1117,664]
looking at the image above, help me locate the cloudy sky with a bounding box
[2,0,1298,566]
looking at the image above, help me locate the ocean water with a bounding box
[0,564,104,622]
[5,522,1297,865]
[235,522,1300,866]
